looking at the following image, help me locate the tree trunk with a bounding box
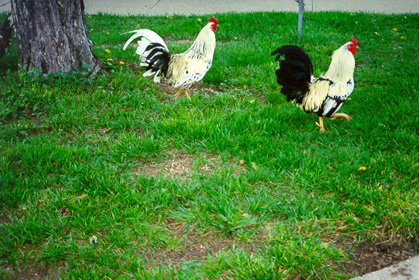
[11,0,101,75]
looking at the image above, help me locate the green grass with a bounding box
[1,11,419,279]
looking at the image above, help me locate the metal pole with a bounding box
[297,0,304,43]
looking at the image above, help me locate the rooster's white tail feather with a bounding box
[123,29,171,82]
[123,29,169,55]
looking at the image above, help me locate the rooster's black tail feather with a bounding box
[271,45,313,104]
[143,42,170,77]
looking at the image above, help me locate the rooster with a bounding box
[0,13,13,59]
[271,37,359,132]
[123,17,219,100]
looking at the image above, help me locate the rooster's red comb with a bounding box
[209,17,218,25]
[350,37,359,46]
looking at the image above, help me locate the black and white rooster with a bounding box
[271,37,359,132]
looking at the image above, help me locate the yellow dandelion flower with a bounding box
[357,166,367,171]
[105,49,111,53]
[119,61,125,65]
[107,58,113,61]
[392,28,397,31]
[197,18,202,22]
[106,32,109,35]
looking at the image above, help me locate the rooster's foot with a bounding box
[331,113,352,122]
[173,89,181,99]
[173,89,191,100]
[315,117,326,133]
[183,89,191,100]
[315,122,326,133]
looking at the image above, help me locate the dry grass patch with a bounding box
[136,149,247,181]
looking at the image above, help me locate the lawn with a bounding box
[1,11,418,279]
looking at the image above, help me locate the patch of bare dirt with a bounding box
[0,264,62,280]
[136,149,247,182]
[153,81,226,103]
[334,237,417,278]
[141,223,417,278]
[137,221,418,278]
[153,81,267,105]
[142,221,263,269]
[2,224,416,278]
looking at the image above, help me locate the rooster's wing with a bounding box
[303,77,354,117]
[167,55,212,88]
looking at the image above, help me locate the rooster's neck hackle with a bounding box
[324,42,355,81]
[184,22,216,60]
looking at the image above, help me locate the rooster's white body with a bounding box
[123,18,218,99]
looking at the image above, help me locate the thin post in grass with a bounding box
[297,0,304,43]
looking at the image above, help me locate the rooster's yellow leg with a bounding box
[173,89,181,98]
[183,89,191,100]
[331,113,352,122]
[315,116,326,133]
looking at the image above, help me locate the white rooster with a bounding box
[123,18,219,100]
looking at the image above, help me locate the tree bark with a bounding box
[11,0,101,75]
